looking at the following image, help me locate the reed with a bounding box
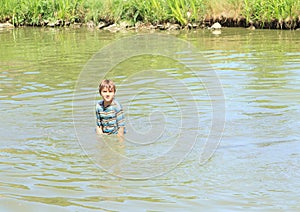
[243,0,300,28]
[165,0,206,25]
[1,0,299,29]
[83,0,104,23]
[204,0,244,21]
[0,0,85,25]
[118,0,171,25]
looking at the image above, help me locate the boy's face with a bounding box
[100,87,115,102]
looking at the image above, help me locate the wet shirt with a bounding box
[95,99,125,134]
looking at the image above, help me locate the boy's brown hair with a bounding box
[99,79,116,93]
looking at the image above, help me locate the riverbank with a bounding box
[1,0,300,30]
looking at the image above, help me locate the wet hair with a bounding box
[99,79,116,93]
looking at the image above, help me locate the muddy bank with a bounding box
[1,16,300,31]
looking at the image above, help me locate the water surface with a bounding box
[0,27,299,211]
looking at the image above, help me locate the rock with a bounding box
[55,19,63,26]
[247,25,256,30]
[138,23,154,31]
[48,22,55,27]
[134,21,143,29]
[210,22,222,30]
[192,23,198,28]
[187,23,198,29]
[103,24,120,32]
[72,23,82,28]
[41,20,49,26]
[168,23,181,30]
[119,21,131,29]
[47,20,63,27]
[156,23,166,30]
[157,24,165,30]
[87,21,95,28]
[98,21,108,29]
[157,22,179,30]
[0,22,14,28]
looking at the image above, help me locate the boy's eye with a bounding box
[102,90,113,93]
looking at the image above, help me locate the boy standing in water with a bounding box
[96,79,125,139]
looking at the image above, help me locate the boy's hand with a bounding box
[96,126,103,135]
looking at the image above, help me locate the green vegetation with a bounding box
[243,0,300,29]
[0,0,299,29]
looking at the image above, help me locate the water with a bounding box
[0,27,299,211]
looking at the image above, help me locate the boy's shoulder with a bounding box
[97,100,104,105]
[96,99,122,110]
[112,99,123,109]
[96,100,104,109]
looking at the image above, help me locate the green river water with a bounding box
[0,27,299,211]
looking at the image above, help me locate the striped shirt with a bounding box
[95,99,125,134]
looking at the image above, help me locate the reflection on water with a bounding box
[0,28,300,210]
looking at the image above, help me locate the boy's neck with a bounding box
[103,99,113,107]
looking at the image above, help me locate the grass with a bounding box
[204,0,244,21]
[0,0,85,26]
[243,0,300,28]
[0,0,299,29]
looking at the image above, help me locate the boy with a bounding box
[95,79,125,138]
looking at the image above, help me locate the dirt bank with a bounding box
[1,16,300,31]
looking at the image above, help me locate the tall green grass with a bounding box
[204,0,244,20]
[243,0,300,28]
[0,0,84,26]
[1,0,299,28]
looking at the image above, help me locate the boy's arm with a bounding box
[117,127,125,141]
[118,127,124,136]
[115,102,125,140]
[95,104,103,134]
